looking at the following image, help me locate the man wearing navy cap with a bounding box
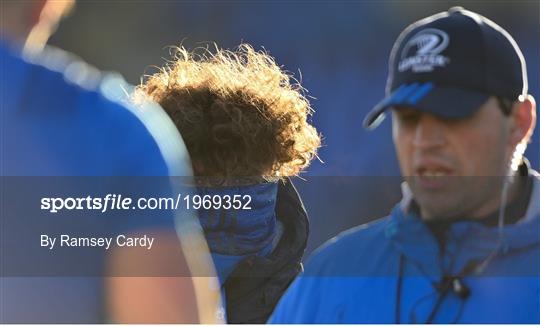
[269,7,538,323]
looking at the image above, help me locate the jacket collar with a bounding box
[223,178,309,323]
[388,169,540,278]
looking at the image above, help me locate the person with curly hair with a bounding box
[134,44,321,323]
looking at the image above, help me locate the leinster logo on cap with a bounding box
[398,28,450,73]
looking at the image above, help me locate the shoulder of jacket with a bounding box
[306,216,392,270]
[23,45,102,91]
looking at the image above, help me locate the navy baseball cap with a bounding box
[363,7,528,129]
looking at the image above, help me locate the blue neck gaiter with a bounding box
[197,182,279,283]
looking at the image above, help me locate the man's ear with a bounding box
[509,94,536,148]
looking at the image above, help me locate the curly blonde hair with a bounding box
[134,44,320,181]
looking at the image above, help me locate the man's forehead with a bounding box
[390,98,498,120]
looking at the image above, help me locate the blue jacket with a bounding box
[270,172,540,323]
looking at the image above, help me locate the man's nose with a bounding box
[412,114,446,149]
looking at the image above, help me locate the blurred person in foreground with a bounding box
[270,7,538,323]
[134,44,321,323]
[0,0,219,323]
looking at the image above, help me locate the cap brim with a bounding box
[363,83,490,129]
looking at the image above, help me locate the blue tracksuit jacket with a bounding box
[1,42,192,322]
[269,172,540,323]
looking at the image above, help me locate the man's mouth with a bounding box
[418,169,452,177]
[413,165,454,190]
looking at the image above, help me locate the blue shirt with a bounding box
[0,42,192,322]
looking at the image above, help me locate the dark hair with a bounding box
[496,96,514,116]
